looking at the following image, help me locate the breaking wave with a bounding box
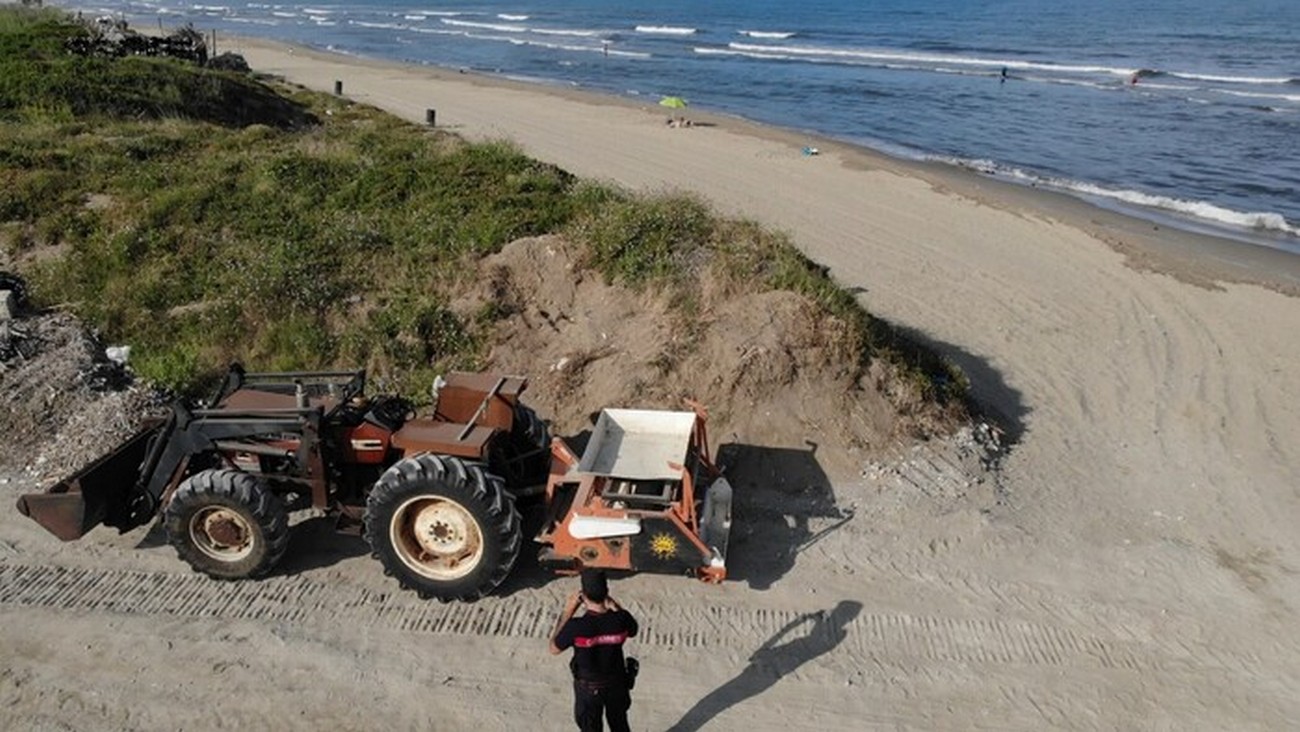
[441,18,526,32]
[945,158,1299,237]
[739,30,796,39]
[635,25,696,35]
[727,42,1300,91]
[439,17,600,38]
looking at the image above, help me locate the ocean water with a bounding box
[70,0,1300,251]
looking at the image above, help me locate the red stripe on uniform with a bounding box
[573,632,628,648]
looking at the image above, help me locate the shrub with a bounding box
[569,193,714,287]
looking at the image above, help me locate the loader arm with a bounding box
[123,402,327,530]
[19,400,327,540]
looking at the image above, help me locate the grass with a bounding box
[568,193,968,403]
[0,7,967,408]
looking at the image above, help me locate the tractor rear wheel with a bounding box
[511,403,551,484]
[364,454,521,602]
[163,469,290,580]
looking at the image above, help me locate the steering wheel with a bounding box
[368,395,415,429]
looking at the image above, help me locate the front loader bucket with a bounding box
[16,425,159,541]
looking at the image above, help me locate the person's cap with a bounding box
[580,569,608,602]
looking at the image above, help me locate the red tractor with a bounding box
[18,366,733,601]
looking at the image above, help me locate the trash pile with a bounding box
[64,16,208,66]
[0,273,167,484]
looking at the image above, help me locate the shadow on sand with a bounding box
[136,513,372,576]
[668,600,863,731]
[716,441,849,591]
[274,514,371,575]
[889,321,1028,445]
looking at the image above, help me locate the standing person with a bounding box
[549,570,639,732]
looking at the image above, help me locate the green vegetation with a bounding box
[0,11,311,127]
[0,7,966,406]
[570,193,967,402]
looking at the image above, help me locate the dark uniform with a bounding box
[554,606,639,732]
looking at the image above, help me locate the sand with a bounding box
[3,37,1300,730]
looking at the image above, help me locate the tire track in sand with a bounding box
[0,561,1233,674]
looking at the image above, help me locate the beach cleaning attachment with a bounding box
[535,402,733,582]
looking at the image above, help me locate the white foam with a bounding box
[534,28,602,38]
[438,17,602,38]
[604,49,653,59]
[720,42,1296,90]
[1068,183,1298,235]
[353,21,405,31]
[1128,82,1199,92]
[442,18,525,33]
[727,42,1135,77]
[457,31,650,59]
[407,27,460,37]
[498,14,529,21]
[1169,72,1295,85]
[636,25,696,35]
[302,7,331,16]
[696,47,934,72]
[695,47,793,61]
[739,30,795,39]
[942,157,1299,237]
[1212,88,1300,103]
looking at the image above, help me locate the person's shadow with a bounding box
[667,600,863,732]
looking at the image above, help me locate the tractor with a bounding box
[17,365,734,601]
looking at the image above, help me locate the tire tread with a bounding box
[163,469,289,580]
[364,454,520,602]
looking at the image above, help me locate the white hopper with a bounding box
[578,409,697,480]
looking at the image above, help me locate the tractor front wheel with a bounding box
[365,454,521,602]
[163,469,289,580]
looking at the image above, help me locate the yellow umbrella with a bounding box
[659,96,688,109]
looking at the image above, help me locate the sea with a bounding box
[61,0,1300,253]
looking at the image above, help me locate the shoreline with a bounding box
[229,35,1300,298]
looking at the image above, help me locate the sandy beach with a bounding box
[3,36,1300,730]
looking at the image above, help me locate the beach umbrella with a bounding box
[659,96,688,109]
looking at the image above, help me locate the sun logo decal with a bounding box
[650,533,678,559]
